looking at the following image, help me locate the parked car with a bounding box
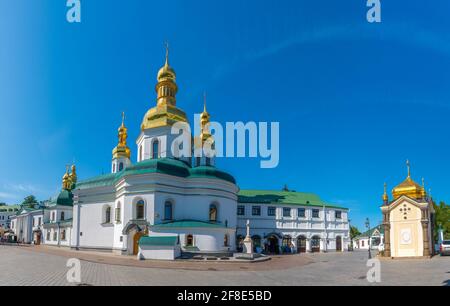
[440,240,450,256]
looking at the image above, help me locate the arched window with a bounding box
[139,145,143,162]
[164,201,173,221]
[136,200,145,220]
[196,157,201,167]
[115,202,121,223]
[209,204,218,222]
[186,234,194,247]
[61,229,66,241]
[113,164,116,173]
[105,207,111,224]
[152,139,159,159]
[205,157,211,166]
[224,234,229,247]
[118,162,124,171]
[61,212,65,221]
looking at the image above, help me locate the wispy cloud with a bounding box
[213,23,450,79]
[0,183,51,203]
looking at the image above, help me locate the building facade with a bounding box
[381,161,435,258]
[9,49,350,259]
[0,205,19,229]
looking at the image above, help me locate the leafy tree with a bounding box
[22,195,37,206]
[434,201,450,240]
[350,225,361,240]
[0,203,6,206]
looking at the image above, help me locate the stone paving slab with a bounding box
[0,246,448,286]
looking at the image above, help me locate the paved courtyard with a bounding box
[0,245,448,286]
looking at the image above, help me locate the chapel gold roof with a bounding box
[391,160,426,200]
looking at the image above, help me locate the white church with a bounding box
[10,50,350,260]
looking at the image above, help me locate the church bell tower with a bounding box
[112,112,131,173]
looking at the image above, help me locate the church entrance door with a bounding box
[336,236,342,252]
[266,235,279,254]
[133,232,144,255]
[297,236,307,253]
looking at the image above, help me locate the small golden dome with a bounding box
[157,44,176,82]
[392,160,426,200]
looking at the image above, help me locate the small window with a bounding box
[53,231,57,241]
[38,217,42,226]
[209,204,218,222]
[105,207,111,223]
[113,164,116,173]
[298,208,306,218]
[252,206,261,216]
[205,157,211,166]
[312,209,320,218]
[136,200,145,220]
[224,234,229,247]
[32,218,35,227]
[139,145,143,162]
[283,208,291,217]
[335,211,342,220]
[61,212,65,221]
[61,230,66,241]
[164,201,173,221]
[118,162,124,171]
[47,231,50,241]
[237,205,245,216]
[152,139,159,159]
[268,207,276,217]
[186,234,194,247]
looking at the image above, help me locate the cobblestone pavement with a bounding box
[0,245,448,286]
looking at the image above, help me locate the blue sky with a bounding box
[1,0,449,230]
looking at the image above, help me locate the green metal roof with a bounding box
[152,220,227,229]
[356,225,384,239]
[75,158,236,190]
[139,236,179,247]
[48,190,74,207]
[238,190,348,210]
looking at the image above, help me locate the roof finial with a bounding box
[203,91,207,113]
[406,159,411,178]
[383,182,389,202]
[121,111,125,127]
[164,41,170,66]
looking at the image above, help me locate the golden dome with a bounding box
[141,44,188,130]
[392,160,426,200]
[113,112,131,159]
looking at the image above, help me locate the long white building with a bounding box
[10,50,350,258]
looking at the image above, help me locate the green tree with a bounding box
[350,225,361,240]
[22,195,37,207]
[434,201,450,240]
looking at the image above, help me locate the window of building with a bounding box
[61,230,66,241]
[196,157,201,167]
[209,204,218,222]
[113,164,116,173]
[51,212,56,222]
[361,240,365,247]
[139,145,143,162]
[312,209,320,218]
[252,206,261,216]
[186,234,194,247]
[237,205,245,216]
[283,207,291,217]
[32,218,35,227]
[224,234,229,247]
[61,212,65,221]
[205,157,211,166]
[118,162,124,171]
[268,206,276,217]
[152,139,159,159]
[136,200,145,220]
[335,211,342,219]
[104,207,111,224]
[115,203,121,223]
[298,208,306,218]
[47,231,50,241]
[38,217,42,226]
[53,231,57,241]
[164,201,173,221]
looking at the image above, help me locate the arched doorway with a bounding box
[133,232,144,255]
[311,235,321,253]
[252,235,262,253]
[281,235,292,253]
[297,235,307,253]
[336,236,342,252]
[34,231,41,245]
[266,235,280,254]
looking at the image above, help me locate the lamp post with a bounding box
[365,218,371,259]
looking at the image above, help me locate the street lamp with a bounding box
[365,218,371,259]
